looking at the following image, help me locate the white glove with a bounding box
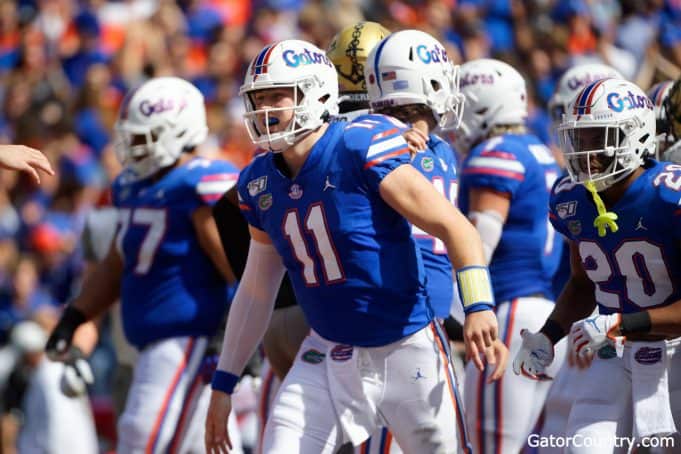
[512,329,554,380]
[58,347,94,398]
[569,314,622,360]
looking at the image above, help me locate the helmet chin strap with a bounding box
[585,180,619,237]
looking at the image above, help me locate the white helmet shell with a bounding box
[240,40,339,152]
[364,29,464,131]
[549,63,624,125]
[456,58,528,151]
[558,78,655,191]
[114,77,208,180]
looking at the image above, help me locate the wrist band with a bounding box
[62,305,87,329]
[620,311,652,336]
[211,370,240,394]
[539,319,565,345]
[456,266,495,314]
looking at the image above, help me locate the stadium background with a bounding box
[0,0,679,451]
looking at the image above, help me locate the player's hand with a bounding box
[59,347,94,398]
[568,314,622,367]
[567,326,595,369]
[205,390,233,454]
[512,329,554,381]
[403,127,427,155]
[463,309,498,371]
[0,144,54,184]
[484,338,508,383]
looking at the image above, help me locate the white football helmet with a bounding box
[557,78,655,191]
[114,77,208,180]
[364,30,464,131]
[548,63,624,125]
[647,80,674,156]
[240,40,339,152]
[456,59,527,151]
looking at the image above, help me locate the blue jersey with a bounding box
[550,161,681,314]
[411,134,458,319]
[112,158,238,348]
[237,116,431,347]
[459,133,562,303]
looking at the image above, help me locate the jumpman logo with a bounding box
[635,217,647,231]
[585,317,601,333]
[411,368,426,383]
[323,176,336,191]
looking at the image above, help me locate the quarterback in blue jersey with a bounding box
[206,39,505,454]
[456,59,564,454]
[515,78,681,450]
[45,77,243,453]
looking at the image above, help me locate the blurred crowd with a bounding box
[0,0,679,451]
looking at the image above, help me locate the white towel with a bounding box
[631,340,677,438]
[323,337,379,446]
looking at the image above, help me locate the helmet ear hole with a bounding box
[430,80,441,91]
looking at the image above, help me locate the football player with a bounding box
[44,77,243,453]
[539,63,625,449]
[515,78,681,451]
[360,28,466,454]
[456,58,565,454]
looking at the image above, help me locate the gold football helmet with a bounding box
[326,21,390,102]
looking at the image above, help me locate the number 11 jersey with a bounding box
[237,117,432,347]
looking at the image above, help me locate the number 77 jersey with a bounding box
[549,161,681,314]
[111,158,239,349]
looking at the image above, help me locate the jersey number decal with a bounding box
[411,178,457,253]
[653,164,681,190]
[283,203,344,285]
[116,208,167,274]
[579,240,673,308]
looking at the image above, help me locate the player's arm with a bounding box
[545,240,598,336]
[379,164,503,373]
[206,226,286,452]
[193,205,237,285]
[466,188,510,263]
[45,243,123,360]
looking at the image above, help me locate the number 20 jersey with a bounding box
[237,116,431,347]
[111,158,238,348]
[549,160,681,314]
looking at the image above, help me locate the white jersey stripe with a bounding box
[366,136,408,159]
[197,180,237,195]
[467,157,526,174]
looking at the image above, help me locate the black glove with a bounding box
[45,306,87,361]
